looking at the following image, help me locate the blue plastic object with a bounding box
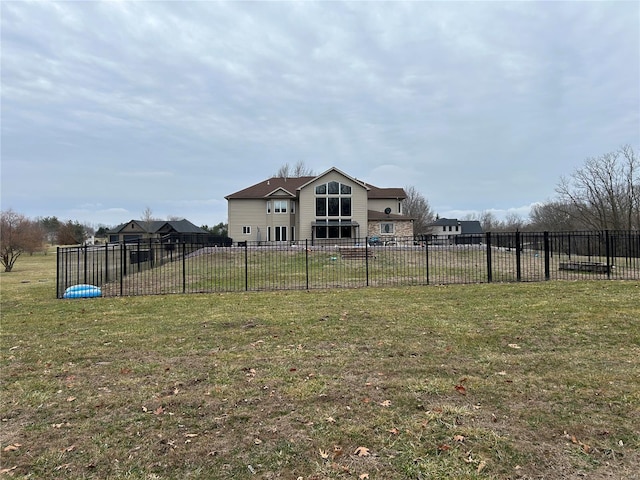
[63,284,102,299]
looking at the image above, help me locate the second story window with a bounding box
[315,181,352,217]
[274,200,288,213]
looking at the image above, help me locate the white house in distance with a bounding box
[426,217,484,244]
[225,167,413,244]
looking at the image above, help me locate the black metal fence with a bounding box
[56,231,640,298]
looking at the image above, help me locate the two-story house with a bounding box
[225,167,413,244]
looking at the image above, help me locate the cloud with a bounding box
[1,1,638,229]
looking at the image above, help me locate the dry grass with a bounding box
[1,251,639,479]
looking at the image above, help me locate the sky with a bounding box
[1,1,639,229]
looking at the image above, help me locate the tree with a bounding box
[529,201,579,231]
[56,220,87,245]
[403,186,434,234]
[555,145,639,230]
[38,216,61,243]
[201,222,229,237]
[1,210,44,272]
[275,160,314,178]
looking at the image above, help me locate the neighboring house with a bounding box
[225,167,413,244]
[107,219,215,244]
[426,218,483,244]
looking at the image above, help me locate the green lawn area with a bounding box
[1,251,639,479]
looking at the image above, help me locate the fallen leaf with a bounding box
[333,445,343,458]
[354,446,370,457]
[0,466,17,474]
[359,474,370,479]
[66,396,76,402]
[477,460,487,473]
[438,444,451,451]
[3,444,21,452]
[62,445,76,453]
[319,449,330,459]
[454,384,467,395]
[508,343,521,349]
[184,433,198,438]
[154,406,164,415]
[253,438,262,445]
[379,399,391,407]
[453,435,465,443]
[388,427,400,435]
[326,416,336,423]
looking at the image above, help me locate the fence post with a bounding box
[605,230,611,279]
[83,245,88,285]
[425,236,430,285]
[544,232,550,280]
[515,231,521,282]
[305,239,309,290]
[244,241,249,291]
[120,243,125,296]
[104,243,109,283]
[56,247,61,298]
[365,238,370,287]
[182,242,187,293]
[486,232,492,283]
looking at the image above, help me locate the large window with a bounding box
[314,180,353,239]
[315,181,352,217]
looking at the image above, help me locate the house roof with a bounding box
[225,167,406,200]
[108,219,207,234]
[367,210,414,221]
[428,218,483,234]
[225,176,314,199]
[430,217,461,227]
[460,221,483,234]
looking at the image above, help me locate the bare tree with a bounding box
[529,201,579,231]
[1,210,44,272]
[403,186,434,234]
[275,161,314,178]
[478,211,500,232]
[555,145,639,230]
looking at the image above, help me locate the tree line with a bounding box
[407,144,638,234]
[2,145,637,272]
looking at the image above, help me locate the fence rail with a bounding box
[56,231,640,298]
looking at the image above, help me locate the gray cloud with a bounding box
[1,1,638,228]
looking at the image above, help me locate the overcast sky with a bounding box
[2,1,638,229]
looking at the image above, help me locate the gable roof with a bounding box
[108,219,207,234]
[225,176,314,200]
[225,167,406,200]
[296,167,369,191]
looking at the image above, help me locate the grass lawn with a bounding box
[1,251,639,479]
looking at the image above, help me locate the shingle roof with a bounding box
[108,219,206,234]
[225,168,406,200]
[428,218,483,234]
[367,210,414,221]
[225,177,314,199]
